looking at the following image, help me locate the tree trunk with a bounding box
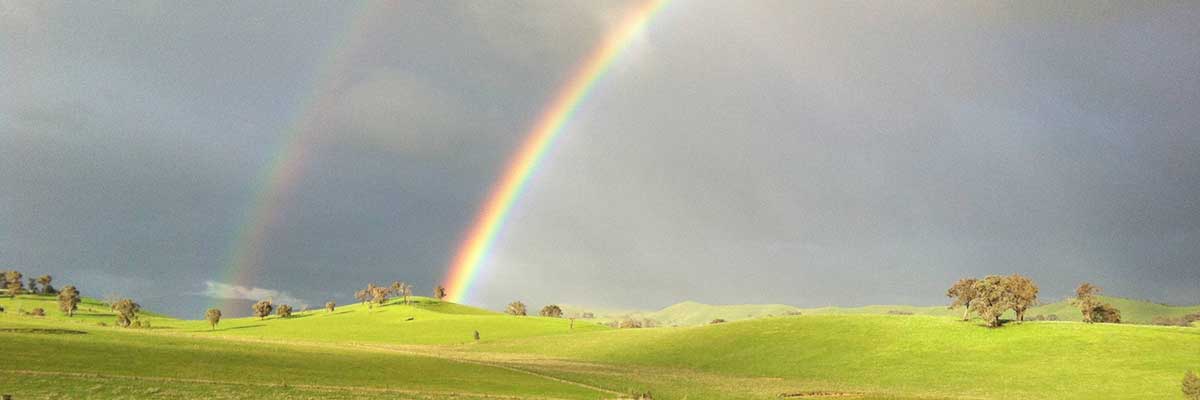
[1016,308,1024,322]
[961,307,971,321]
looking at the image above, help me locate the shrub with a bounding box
[1185,371,1200,400]
[1046,314,1059,321]
[277,304,293,318]
[710,319,726,324]
[1091,303,1121,324]
[325,301,335,313]
[30,308,45,317]
[618,319,642,329]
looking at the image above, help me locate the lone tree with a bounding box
[3,270,24,297]
[969,275,1015,328]
[252,300,274,319]
[434,285,447,302]
[57,285,81,317]
[1004,274,1039,322]
[506,301,527,316]
[111,299,140,328]
[1071,283,1102,323]
[36,275,52,294]
[946,278,979,321]
[205,308,222,330]
[1184,371,1200,400]
[539,304,563,318]
[325,301,336,313]
[277,304,293,318]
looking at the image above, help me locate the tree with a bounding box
[391,281,412,305]
[277,304,293,318]
[391,281,413,305]
[539,304,563,318]
[111,299,140,328]
[205,308,222,330]
[1071,283,1102,323]
[506,301,527,316]
[325,301,336,313]
[434,285,447,302]
[36,275,52,294]
[252,300,273,320]
[28,278,38,294]
[946,278,978,321]
[3,270,24,297]
[369,285,390,308]
[1004,274,1039,322]
[969,275,1015,328]
[1184,370,1200,400]
[57,285,81,317]
[354,289,369,305]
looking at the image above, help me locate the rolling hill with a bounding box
[4,293,1199,399]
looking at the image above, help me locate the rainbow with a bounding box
[443,0,671,303]
[216,3,376,311]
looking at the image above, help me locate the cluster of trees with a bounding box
[946,274,1040,327]
[1152,313,1200,327]
[353,281,444,309]
[0,270,60,296]
[948,277,1124,327]
[502,301,564,318]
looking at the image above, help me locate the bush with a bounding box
[30,308,45,317]
[1184,371,1200,400]
[618,319,643,329]
[277,304,293,318]
[1046,314,1059,321]
[710,319,726,324]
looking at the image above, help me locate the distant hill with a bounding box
[563,295,1200,326]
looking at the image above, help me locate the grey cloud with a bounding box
[2,1,1198,317]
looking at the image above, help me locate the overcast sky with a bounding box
[3,1,1199,317]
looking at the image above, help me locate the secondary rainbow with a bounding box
[443,0,671,303]
[216,3,376,310]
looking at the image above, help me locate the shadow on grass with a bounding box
[205,324,266,332]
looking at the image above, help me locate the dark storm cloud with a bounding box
[2,1,1198,316]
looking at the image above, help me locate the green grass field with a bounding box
[3,294,1199,399]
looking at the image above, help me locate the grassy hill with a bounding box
[5,293,1200,399]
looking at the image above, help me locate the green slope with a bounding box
[469,314,1200,399]
[0,317,605,400]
